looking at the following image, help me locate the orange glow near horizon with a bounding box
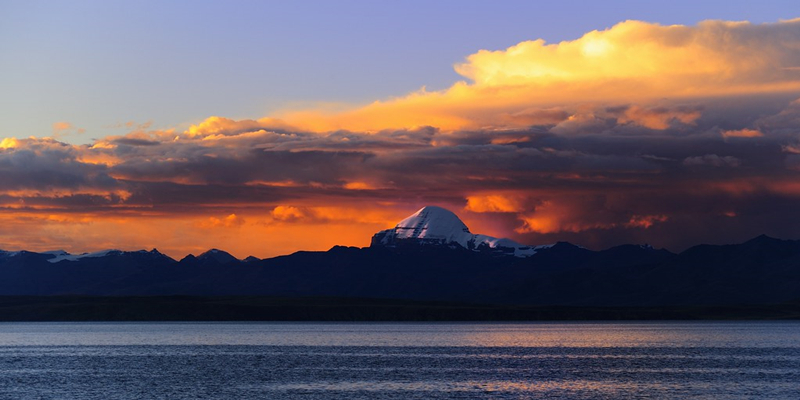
[0,207,408,260]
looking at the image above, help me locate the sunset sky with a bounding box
[2,1,800,259]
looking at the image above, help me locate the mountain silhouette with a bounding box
[0,207,799,307]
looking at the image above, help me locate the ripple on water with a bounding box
[0,322,798,399]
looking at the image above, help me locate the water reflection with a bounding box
[0,322,798,399]
[0,321,798,347]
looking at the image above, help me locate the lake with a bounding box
[0,322,798,399]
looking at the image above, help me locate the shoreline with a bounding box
[0,296,798,322]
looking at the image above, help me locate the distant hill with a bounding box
[1,207,799,307]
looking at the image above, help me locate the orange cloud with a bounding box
[76,151,122,167]
[721,128,764,138]
[626,214,668,229]
[52,122,72,131]
[465,194,525,213]
[271,206,306,222]
[278,19,800,132]
[455,19,800,95]
[268,205,403,227]
[185,116,296,138]
[198,213,245,229]
[617,105,701,129]
[782,143,800,154]
[514,199,672,234]
[343,181,376,190]
[52,121,85,137]
[516,201,616,234]
[0,188,131,201]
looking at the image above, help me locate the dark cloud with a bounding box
[112,138,161,146]
[682,154,741,167]
[0,139,118,192]
[2,95,800,251]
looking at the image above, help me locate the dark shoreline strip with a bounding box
[0,296,798,321]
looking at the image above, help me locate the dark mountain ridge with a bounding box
[0,233,798,306]
[0,207,798,307]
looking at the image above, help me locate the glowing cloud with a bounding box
[280,19,800,132]
[721,128,764,138]
[52,121,85,138]
[465,195,525,213]
[516,201,617,234]
[198,214,245,229]
[626,215,669,229]
[0,138,18,149]
[271,206,306,222]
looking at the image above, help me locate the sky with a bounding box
[1,0,800,259]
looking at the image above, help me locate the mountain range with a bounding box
[1,206,799,307]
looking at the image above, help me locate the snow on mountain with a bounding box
[0,250,19,259]
[44,249,169,263]
[371,206,551,257]
[46,249,123,263]
[391,206,474,246]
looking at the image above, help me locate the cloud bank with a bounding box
[280,19,800,132]
[2,19,800,257]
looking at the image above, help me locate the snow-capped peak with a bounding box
[392,206,473,246]
[371,206,550,257]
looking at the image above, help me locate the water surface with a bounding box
[0,322,797,399]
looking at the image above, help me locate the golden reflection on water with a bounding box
[267,379,683,393]
[446,322,786,348]
[1,322,797,348]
